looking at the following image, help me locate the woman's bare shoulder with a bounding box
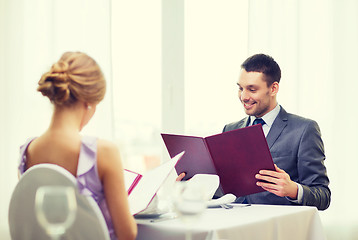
[96,139,123,179]
[97,139,120,156]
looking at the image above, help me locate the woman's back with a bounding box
[20,133,124,239]
[25,132,81,176]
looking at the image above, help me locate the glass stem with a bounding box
[185,228,192,240]
[51,233,62,240]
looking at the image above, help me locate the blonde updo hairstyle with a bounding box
[37,52,106,106]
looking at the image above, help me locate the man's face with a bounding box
[237,70,278,118]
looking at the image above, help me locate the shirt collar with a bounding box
[249,104,280,127]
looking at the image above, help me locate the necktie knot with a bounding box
[253,118,265,126]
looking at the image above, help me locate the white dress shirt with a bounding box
[248,104,281,137]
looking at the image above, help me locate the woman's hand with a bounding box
[176,172,186,181]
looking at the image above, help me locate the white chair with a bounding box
[8,164,110,240]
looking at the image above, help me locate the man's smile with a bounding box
[243,101,256,110]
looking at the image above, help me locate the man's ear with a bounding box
[270,82,279,96]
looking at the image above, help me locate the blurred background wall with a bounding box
[1,0,357,239]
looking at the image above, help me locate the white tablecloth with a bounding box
[136,204,326,240]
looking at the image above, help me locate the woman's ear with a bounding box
[84,102,92,110]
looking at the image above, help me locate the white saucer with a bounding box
[134,209,167,219]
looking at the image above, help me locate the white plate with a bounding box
[134,209,167,219]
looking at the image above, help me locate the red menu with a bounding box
[161,125,275,197]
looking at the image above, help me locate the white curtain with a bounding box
[0,0,112,237]
[247,0,358,239]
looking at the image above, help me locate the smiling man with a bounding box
[223,54,331,210]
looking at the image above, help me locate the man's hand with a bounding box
[255,164,298,199]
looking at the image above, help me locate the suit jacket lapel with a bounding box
[266,107,288,149]
[241,117,250,128]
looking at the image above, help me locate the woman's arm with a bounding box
[97,139,137,240]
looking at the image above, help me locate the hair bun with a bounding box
[52,60,69,74]
[37,64,71,105]
[37,51,106,106]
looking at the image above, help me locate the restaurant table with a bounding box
[135,204,326,240]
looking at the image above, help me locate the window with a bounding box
[111,0,249,172]
[111,0,162,172]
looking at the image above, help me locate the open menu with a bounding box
[161,125,275,197]
[124,151,184,215]
[124,169,142,195]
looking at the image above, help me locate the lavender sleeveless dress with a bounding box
[18,136,116,240]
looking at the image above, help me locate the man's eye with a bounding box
[250,89,256,92]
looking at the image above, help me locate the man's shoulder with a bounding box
[279,108,320,131]
[281,109,318,124]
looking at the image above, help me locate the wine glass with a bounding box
[35,186,77,240]
[172,181,207,240]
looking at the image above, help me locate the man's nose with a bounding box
[240,90,249,101]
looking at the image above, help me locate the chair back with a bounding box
[8,164,110,240]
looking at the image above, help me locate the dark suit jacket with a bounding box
[223,106,331,210]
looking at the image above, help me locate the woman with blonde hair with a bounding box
[18,52,137,240]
